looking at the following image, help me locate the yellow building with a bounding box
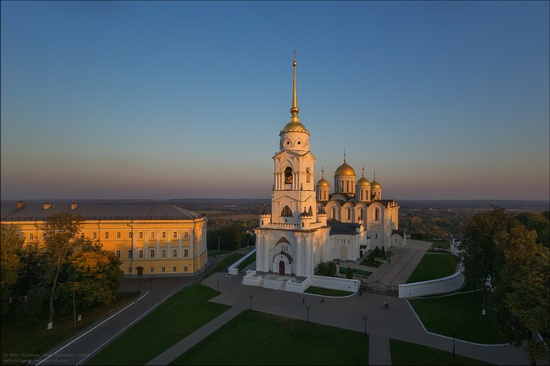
[1,201,208,277]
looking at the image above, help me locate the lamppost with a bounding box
[249,295,253,311]
[72,292,77,329]
[453,333,456,356]
[218,236,222,252]
[362,315,368,336]
[306,306,311,323]
[217,278,220,294]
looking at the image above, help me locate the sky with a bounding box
[1,1,549,201]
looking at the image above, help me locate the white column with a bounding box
[179,230,183,259]
[156,230,160,259]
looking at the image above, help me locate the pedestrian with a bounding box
[388,258,391,264]
[321,296,325,303]
[302,297,305,305]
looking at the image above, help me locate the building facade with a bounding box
[1,201,208,277]
[254,55,405,280]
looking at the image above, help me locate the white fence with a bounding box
[398,271,465,298]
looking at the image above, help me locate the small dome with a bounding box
[371,180,381,189]
[317,177,329,187]
[356,176,371,186]
[281,121,309,134]
[335,161,356,176]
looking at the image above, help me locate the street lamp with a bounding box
[453,333,456,356]
[72,292,77,329]
[306,306,311,323]
[217,278,220,294]
[362,315,368,336]
[249,295,253,311]
[218,236,222,252]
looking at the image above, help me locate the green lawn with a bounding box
[170,311,369,365]
[409,291,511,344]
[208,252,244,276]
[87,285,230,365]
[390,339,491,365]
[237,253,256,270]
[339,266,372,277]
[431,240,451,250]
[1,291,139,365]
[406,253,457,283]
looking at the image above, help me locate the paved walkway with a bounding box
[35,244,534,366]
[147,241,531,365]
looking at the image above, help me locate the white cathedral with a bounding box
[250,55,406,283]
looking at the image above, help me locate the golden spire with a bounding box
[290,50,300,123]
[362,165,365,177]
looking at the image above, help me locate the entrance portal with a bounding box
[137,266,144,277]
[279,260,285,275]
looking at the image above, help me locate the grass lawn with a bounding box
[409,291,511,344]
[170,311,369,365]
[208,252,244,276]
[339,267,372,278]
[237,252,256,270]
[87,285,230,365]
[406,253,457,283]
[304,286,354,296]
[390,339,491,365]
[1,291,139,365]
[431,240,451,249]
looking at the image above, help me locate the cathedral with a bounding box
[251,55,406,283]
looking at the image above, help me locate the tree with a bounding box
[39,212,83,329]
[60,240,123,311]
[346,266,354,279]
[1,225,24,314]
[316,261,336,277]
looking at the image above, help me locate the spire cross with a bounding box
[344,149,347,162]
[294,50,297,61]
[290,50,299,122]
[321,167,325,177]
[362,165,365,177]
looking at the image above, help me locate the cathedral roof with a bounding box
[357,176,371,186]
[327,220,361,235]
[281,121,309,134]
[335,160,356,176]
[317,176,329,187]
[371,180,381,188]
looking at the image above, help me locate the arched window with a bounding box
[347,208,352,220]
[281,206,292,217]
[375,208,380,221]
[308,206,313,215]
[332,207,338,219]
[306,167,311,183]
[284,167,293,184]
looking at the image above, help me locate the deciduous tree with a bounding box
[1,225,24,314]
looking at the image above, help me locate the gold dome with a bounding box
[317,177,329,187]
[357,176,371,186]
[371,180,381,188]
[335,161,356,176]
[281,121,309,134]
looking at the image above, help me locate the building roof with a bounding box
[327,219,361,235]
[0,201,204,221]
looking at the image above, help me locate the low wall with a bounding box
[398,271,465,298]
[310,275,360,293]
[228,249,256,275]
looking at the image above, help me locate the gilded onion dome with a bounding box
[371,180,381,188]
[335,160,356,176]
[317,168,329,187]
[282,120,309,134]
[357,165,370,186]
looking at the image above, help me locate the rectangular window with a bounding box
[139,232,143,239]
[139,250,144,258]
[161,267,165,272]
[184,266,188,272]
[162,232,166,239]
[116,232,121,239]
[42,234,46,240]
[128,250,133,258]
[128,267,132,273]
[92,232,97,239]
[29,233,34,240]
[172,267,177,272]
[150,249,155,258]
[150,267,154,273]
[172,249,178,258]
[129,232,133,239]
[184,231,189,239]
[173,231,178,238]
[150,232,155,239]
[116,250,121,257]
[104,232,109,239]
[184,249,189,257]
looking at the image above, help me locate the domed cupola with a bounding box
[356,166,371,202]
[371,171,382,200]
[316,167,330,202]
[279,52,310,153]
[334,152,357,196]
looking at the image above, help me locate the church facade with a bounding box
[253,56,405,280]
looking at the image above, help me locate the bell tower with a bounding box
[271,52,317,228]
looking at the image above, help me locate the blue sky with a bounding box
[1,1,549,200]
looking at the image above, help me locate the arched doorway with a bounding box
[279,260,285,275]
[136,266,144,277]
